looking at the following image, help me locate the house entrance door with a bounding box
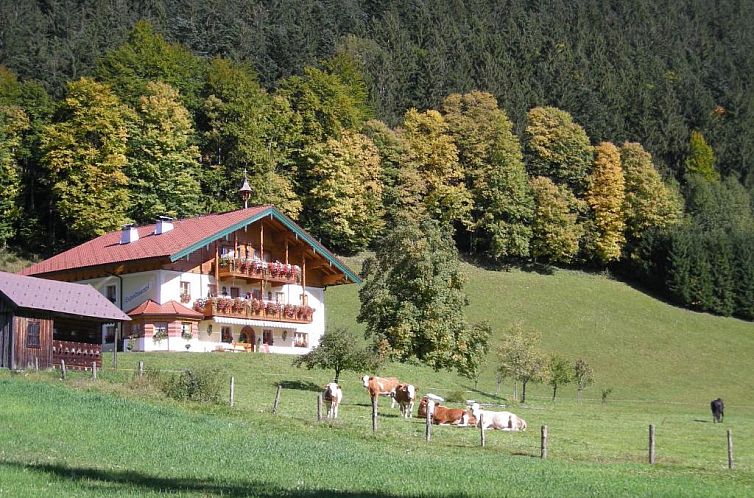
[240,326,255,346]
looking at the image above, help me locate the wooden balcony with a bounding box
[53,340,101,369]
[193,297,314,324]
[216,259,301,285]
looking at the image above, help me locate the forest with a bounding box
[2,1,754,321]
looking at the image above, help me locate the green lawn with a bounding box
[2,262,754,496]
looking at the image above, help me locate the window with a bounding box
[106,284,117,303]
[26,321,41,348]
[221,326,232,343]
[130,323,144,338]
[104,324,116,343]
[153,323,168,343]
[230,287,240,298]
[252,289,262,300]
[181,322,192,340]
[294,332,308,348]
[275,292,284,304]
[208,284,217,297]
[262,329,273,346]
[180,281,191,302]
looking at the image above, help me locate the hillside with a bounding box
[327,260,754,407]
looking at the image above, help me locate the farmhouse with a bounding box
[0,271,131,370]
[20,205,360,354]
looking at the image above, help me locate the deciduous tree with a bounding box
[529,176,583,264]
[685,130,719,182]
[496,322,549,403]
[358,216,490,376]
[585,142,625,263]
[0,105,28,246]
[548,354,573,402]
[293,327,378,383]
[574,358,594,401]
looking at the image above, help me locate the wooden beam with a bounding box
[322,274,346,286]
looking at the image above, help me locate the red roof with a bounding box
[127,300,204,320]
[0,271,131,321]
[20,206,268,277]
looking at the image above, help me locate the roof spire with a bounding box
[239,169,252,209]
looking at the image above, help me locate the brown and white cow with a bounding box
[417,396,476,426]
[362,375,400,408]
[470,403,527,431]
[323,382,343,419]
[393,383,417,418]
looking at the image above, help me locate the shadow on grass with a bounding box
[277,380,322,392]
[0,460,433,498]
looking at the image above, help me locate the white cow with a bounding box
[323,382,343,419]
[470,403,527,431]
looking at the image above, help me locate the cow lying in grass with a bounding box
[393,383,417,418]
[417,396,476,426]
[323,382,343,419]
[362,375,400,408]
[470,403,527,431]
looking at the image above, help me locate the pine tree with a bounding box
[585,142,625,263]
[40,78,132,241]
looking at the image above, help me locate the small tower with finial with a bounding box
[239,169,252,209]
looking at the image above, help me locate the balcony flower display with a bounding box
[193,298,208,313]
[265,301,281,315]
[283,304,297,318]
[232,298,246,313]
[180,292,191,303]
[250,298,263,313]
[217,297,233,313]
[251,259,265,275]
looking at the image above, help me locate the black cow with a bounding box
[710,398,724,423]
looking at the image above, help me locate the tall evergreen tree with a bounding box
[127,81,202,223]
[685,130,719,182]
[40,78,132,242]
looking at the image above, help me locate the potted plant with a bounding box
[180,292,191,303]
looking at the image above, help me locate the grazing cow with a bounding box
[711,398,725,423]
[323,382,343,419]
[470,403,527,431]
[362,375,400,408]
[393,383,417,418]
[417,397,476,426]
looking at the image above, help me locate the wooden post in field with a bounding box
[92,362,97,380]
[371,395,378,433]
[35,357,39,372]
[727,429,734,469]
[541,425,548,459]
[317,393,323,421]
[138,360,144,377]
[479,413,485,447]
[272,384,282,414]
[649,424,656,464]
[229,376,235,408]
[425,400,433,442]
[495,372,501,397]
[60,360,66,380]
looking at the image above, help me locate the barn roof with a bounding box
[0,271,131,322]
[20,205,361,284]
[127,300,204,320]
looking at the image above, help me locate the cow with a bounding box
[393,383,417,418]
[711,398,725,423]
[470,403,527,431]
[362,375,400,408]
[417,396,476,426]
[323,382,343,419]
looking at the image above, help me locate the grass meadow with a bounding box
[2,262,754,496]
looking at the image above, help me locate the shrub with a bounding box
[444,390,467,403]
[162,367,223,403]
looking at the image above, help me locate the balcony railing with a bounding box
[53,340,101,369]
[193,297,314,324]
[216,258,301,284]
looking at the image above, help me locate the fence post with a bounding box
[541,425,548,459]
[649,424,656,464]
[229,376,235,408]
[138,360,144,378]
[480,413,485,447]
[425,400,433,442]
[60,359,66,380]
[272,384,282,414]
[35,357,39,372]
[317,393,323,421]
[92,361,97,380]
[727,429,734,469]
[371,395,378,433]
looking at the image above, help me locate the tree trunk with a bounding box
[552,384,557,402]
[334,367,341,384]
[521,380,528,403]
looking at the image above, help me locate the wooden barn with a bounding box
[0,271,131,370]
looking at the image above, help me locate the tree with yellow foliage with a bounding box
[585,142,626,264]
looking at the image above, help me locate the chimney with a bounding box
[120,224,139,244]
[154,216,174,235]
